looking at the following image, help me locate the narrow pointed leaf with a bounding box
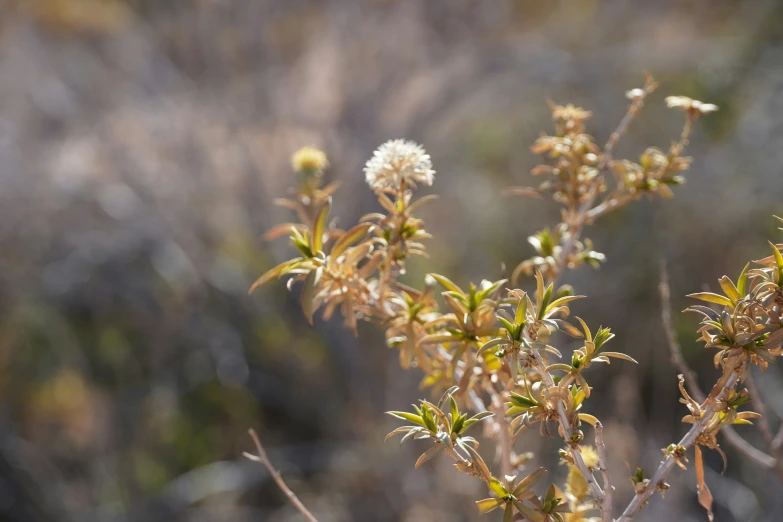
[386,411,426,428]
[300,268,319,324]
[476,498,504,514]
[687,292,734,307]
[736,262,750,297]
[415,444,444,468]
[695,445,714,521]
[310,200,331,253]
[332,223,372,258]
[771,241,783,284]
[249,258,303,293]
[428,273,465,295]
[512,467,547,497]
[601,352,639,363]
[718,276,740,303]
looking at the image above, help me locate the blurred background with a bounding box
[1,0,783,521]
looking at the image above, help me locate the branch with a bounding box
[530,350,607,512]
[658,260,705,401]
[595,421,614,522]
[243,429,319,522]
[773,423,783,451]
[658,260,780,471]
[617,369,741,522]
[551,76,656,289]
[745,374,783,482]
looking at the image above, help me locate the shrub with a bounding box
[247,74,783,522]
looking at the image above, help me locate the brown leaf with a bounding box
[695,446,714,521]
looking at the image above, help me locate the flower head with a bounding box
[364,139,435,191]
[551,103,592,123]
[665,96,718,116]
[291,146,329,173]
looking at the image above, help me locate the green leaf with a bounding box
[310,199,331,253]
[489,477,509,498]
[437,385,460,410]
[386,411,426,428]
[509,392,538,409]
[770,241,783,284]
[449,396,460,426]
[546,295,585,313]
[248,258,303,293]
[718,276,740,303]
[575,316,592,342]
[736,262,750,297]
[476,498,505,515]
[538,283,553,320]
[331,223,372,258]
[687,292,734,308]
[514,292,528,324]
[479,338,506,355]
[476,279,507,302]
[498,316,516,337]
[577,413,598,426]
[463,411,495,431]
[428,273,465,295]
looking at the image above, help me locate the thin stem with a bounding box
[617,369,741,522]
[773,423,783,451]
[659,260,705,401]
[244,429,319,522]
[595,421,614,522]
[745,374,783,482]
[490,389,514,476]
[745,374,774,447]
[550,77,656,290]
[530,349,606,509]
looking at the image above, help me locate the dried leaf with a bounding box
[695,445,714,521]
[502,186,544,199]
[415,443,444,468]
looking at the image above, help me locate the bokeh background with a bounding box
[1,1,783,521]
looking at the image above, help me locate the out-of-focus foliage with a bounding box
[2,1,783,521]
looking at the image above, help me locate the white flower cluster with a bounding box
[364,139,435,191]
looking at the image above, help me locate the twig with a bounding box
[594,421,613,522]
[601,73,657,164]
[745,374,783,482]
[551,76,656,290]
[243,429,319,522]
[659,260,706,401]
[617,369,742,522]
[530,350,607,510]
[773,423,783,451]
[659,260,780,472]
[490,389,514,476]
